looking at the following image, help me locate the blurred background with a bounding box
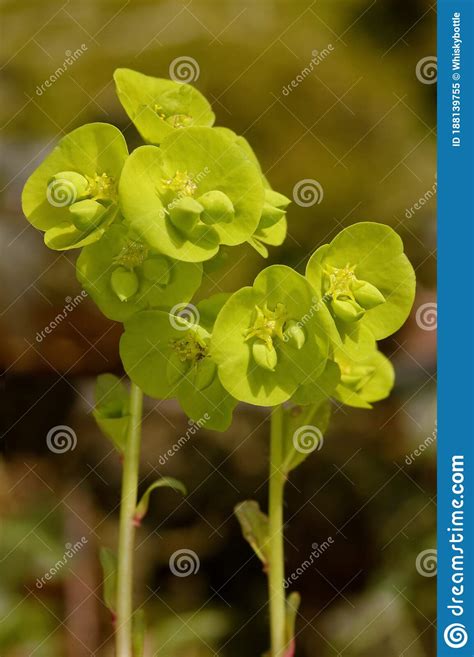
[0,1,436,656]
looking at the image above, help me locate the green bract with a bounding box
[22,123,128,250]
[211,265,331,406]
[76,224,202,322]
[93,374,130,452]
[114,68,215,145]
[120,297,237,431]
[119,127,264,262]
[306,222,416,343]
[215,128,290,257]
[334,348,395,409]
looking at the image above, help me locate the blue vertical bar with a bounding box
[438,1,474,655]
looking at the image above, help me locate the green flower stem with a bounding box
[115,382,143,657]
[268,404,287,657]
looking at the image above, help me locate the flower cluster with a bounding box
[22,68,415,430]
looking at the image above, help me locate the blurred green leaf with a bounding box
[134,477,187,524]
[234,500,270,567]
[99,547,117,614]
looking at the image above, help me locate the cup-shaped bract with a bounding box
[211,265,331,406]
[76,224,202,322]
[119,128,265,262]
[22,123,128,250]
[306,222,416,343]
[334,348,395,408]
[214,128,290,258]
[114,68,215,145]
[120,298,237,431]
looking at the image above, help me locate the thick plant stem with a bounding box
[268,405,287,657]
[115,382,143,657]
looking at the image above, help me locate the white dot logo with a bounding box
[416,56,437,84]
[292,425,324,454]
[46,425,77,453]
[292,179,324,207]
[415,548,437,577]
[46,179,77,207]
[415,302,437,331]
[169,56,200,84]
[444,623,468,649]
[169,549,200,577]
[169,303,200,331]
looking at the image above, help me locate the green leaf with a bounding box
[134,477,186,524]
[22,123,128,250]
[132,609,146,657]
[119,128,265,262]
[281,401,331,474]
[234,500,270,566]
[77,223,202,322]
[93,374,130,452]
[99,547,117,614]
[306,222,416,340]
[113,68,215,144]
[285,591,301,648]
[211,265,330,406]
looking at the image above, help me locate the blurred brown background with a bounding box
[0,1,436,656]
